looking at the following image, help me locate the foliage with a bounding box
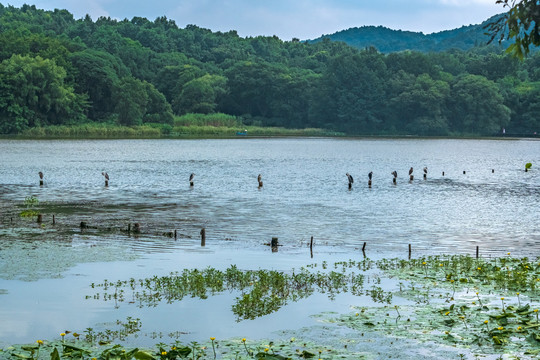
[20,195,39,217]
[87,263,378,321]
[0,4,539,136]
[5,255,540,358]
[487,0,540,58]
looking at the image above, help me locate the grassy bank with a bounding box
[6,113,343,139]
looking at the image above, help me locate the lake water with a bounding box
[0,138,539,348]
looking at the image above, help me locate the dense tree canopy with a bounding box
[0,4,538,136]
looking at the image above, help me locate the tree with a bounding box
[70,49,130,120]
[0,54,86,133]
[175,74,227,115]
[143,81,174,124]
[112,77,148,126]
[391,74,451,135]
[488,0,540,58]
[449,74,511,134]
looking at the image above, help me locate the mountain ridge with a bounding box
[308,14,507,53]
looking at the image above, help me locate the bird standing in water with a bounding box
[102,172,109,186]
[346,173,354,189]
[189,173,195,186]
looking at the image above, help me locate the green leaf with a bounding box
[255,352,291,360]
[50,347,61,360]
[300,350,316,358]
[133,350,156,360]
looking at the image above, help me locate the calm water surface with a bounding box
[0,138,539,347]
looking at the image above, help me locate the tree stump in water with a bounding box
[200,228,206,246]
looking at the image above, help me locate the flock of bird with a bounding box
[35,167,431,189]
[346,166,428,188]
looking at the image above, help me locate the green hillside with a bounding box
[0,4,539,137]
[310,15,507,53]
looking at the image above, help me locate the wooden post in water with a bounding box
[271,237,279,252]
[174,229,177,239]
[258,174,263,188]
[310,236,313,258]
[362,242,367,255]
[37,214,42,223]
[52,215,55,225]
[133,223,141,234]
[200,228,206,246]
[492,169,495,173]
[476,246,479,259]
[408,244,411,259]
[39,171,44,186]
[463,170,466,175]
[409,175,414,181]
[127,223,131,234]
[442,171,445,176]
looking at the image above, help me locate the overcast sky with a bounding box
[5,0,505,40]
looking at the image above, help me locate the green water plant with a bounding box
[88,264,374,320]
[20,195,39,217]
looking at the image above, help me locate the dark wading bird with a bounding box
[102,172,109,186]
[409,167,414,176]
[424,167,428,174]
[346,173,354,189]
[257,174,263,188]
[39,171,44,179]
[392,171,397,178]
[368,171,373,180]
[189,173,195,186]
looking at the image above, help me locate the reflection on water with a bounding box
[0,138,539,346]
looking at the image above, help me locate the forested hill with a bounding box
[0,4,539,137]
[310,15,505,53]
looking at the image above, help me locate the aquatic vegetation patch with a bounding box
[0,335,367,360]
[316,255,540,357]
[88,260,390,321]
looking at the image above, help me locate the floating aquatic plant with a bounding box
[87,264,380,320]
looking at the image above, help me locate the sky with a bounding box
[4,0,506,40]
